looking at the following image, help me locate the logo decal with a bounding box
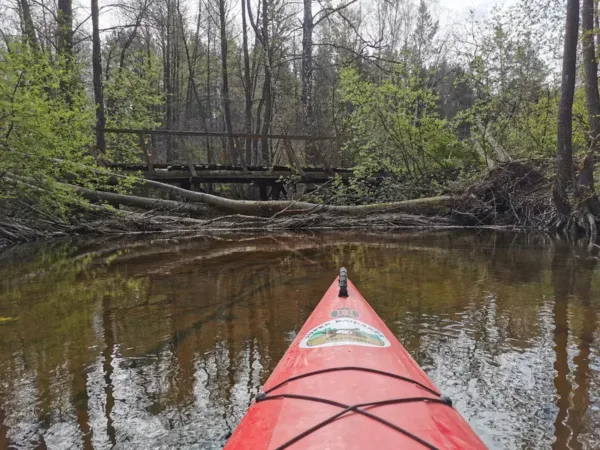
[330,308,360,319]
[299,318,391,348]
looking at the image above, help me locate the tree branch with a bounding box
[313,0,359,27]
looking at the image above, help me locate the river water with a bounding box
[0,231,599,449]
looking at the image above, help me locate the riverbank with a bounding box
[0,160,553,248]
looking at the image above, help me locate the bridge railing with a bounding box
[102,128,337,178]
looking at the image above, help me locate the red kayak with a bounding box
[225,269,486,449]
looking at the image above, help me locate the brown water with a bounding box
[0,231,599,450]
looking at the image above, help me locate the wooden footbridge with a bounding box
[103,128,354,199]
[106,162,353,184]
[107,163,353,198]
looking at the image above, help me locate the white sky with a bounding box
[83,0,518,47]
[439,0,506,14]
[437,0,511,26]
[92,0,512,31]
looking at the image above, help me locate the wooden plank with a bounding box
[106,163,353,174]
[151,169,335,179]
[138,171,351,185]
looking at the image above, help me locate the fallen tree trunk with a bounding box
[116,176,454,217]
[133,179,454,216]
[74,186,212,216]
[6,169,455,221]
[4,174,211,216]
[51,158,457,217]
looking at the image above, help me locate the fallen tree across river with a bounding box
[0,160,555,247]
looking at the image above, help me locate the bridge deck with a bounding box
[108,164,353,184]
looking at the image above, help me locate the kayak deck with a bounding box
[225,270,486,449]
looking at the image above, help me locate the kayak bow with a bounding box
[225,268,486,449]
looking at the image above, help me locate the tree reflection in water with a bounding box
[0,231,599,449]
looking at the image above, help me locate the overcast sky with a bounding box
[89,0,514,41]
[439,0,507,15]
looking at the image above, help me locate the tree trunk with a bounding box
[178,2,207,127]
[260,0,273,165]
[554,0,579,221]
[241,0,254,166]
[206,19,214,165]
[19,0,38,51]
[254,93,264,164]
[581,0,600,190]
[163,0,175,161]
[20,156,456,219]
[218,0,237,164]
[173,0,183,141]
[91,0,106,155]
[56,0,74,104]
[578,0,600,237]
[74,186,211,216]
[301,0,315,161]
[118,0,148,73]
[301,0,313,120]
[595,12,600,57]
[80,173,453,217]
[57,0,73,56]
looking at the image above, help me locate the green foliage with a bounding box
[0,43,130,217]
[572,86,593,156]
[339,67,466,182]
[453,1,563,164]
[0,0,576,220]
[454,87,559,164]
[104,51,163,163]
[0,44,95,214]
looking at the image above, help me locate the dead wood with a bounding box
[73,185,212,216]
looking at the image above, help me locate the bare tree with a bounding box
[247,0,273,164]
[206,14,214,165]
[259,0,272,164]
[92,0,106,154]
[19,0,38,50]
[301,0,358,163]
[241,0,253,164]
[118,0,152,73]
[218,0,237,164]
[154,0,181,160]
[554,0,579,222]
[580,0,600,194]
[301,0,314,134]
[57,0,73,56]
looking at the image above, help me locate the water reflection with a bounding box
[0,232,599,449]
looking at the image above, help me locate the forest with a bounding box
[0,0,599,246]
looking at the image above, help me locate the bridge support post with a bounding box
[271,183,286,200]
[138,134,155,176]
[259,184,268,201]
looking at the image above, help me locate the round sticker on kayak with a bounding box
[299,318,390,348]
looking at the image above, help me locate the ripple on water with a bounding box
[0,231,599,449]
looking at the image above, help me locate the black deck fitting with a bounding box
[339,267,348,297]
[439,395,453,407]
